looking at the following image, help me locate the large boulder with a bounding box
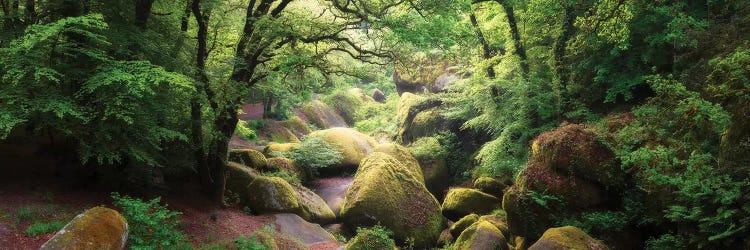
[421,159,450,200]
[282,116,312,138]
[341,153,444,248]
[300,100,347,129]
[454,221,509,250]
[273,214,339,248]
[41,207,128,250]
[528,226,607,250]
[348,88,375,102]
[229,149,268,170]
[371,89,386,103]
[373,143,423,183]
[393,64,461,95]
[474,177,507,199]
[324,90,365,125]
[257,119,300,143]
[442,188,500,221]
[504,124,626,239]
[397,92,423,125]
[399,107,451,143]
[450,213,479,237]
[226,162,261,203]
[267,157,305,181]
[307,128,377,169]
[246,176,335,224]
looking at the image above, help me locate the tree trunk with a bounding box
[181,0,191,32]
[135,0,155,30]
[24,0,34,22]
[190,0,224,204]
[469,12,496,79]
[498,0,528,77]
[554,5,576,116]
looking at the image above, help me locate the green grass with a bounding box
[16,207,34,221]
[25,221,65,236]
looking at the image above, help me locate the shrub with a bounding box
[236,120,259,141]
[275,137,343,178]
[236,225,276,250]
[408,137,447,162]
[111,193,190,250]
[25,220,64,236]
[354,94,400,136]
[348,224,396,250]
[16,207,34,221]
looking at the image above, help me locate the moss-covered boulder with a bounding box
[41,207,128,250]
[307,128,377,169]
[258,120,300,143]
[454,221,509,250]
[442,188,500,221]
[400,107,450,143]
[528,226,607,250]
[474,177,507,199]
[421,159,450,200]
[300,100,347,129]
[371,89,386,103]
[504,124,624,239]
[530,124,624,188]
[226,162,261,203]
[478,215,510,239]
[373,143,423,183]
[325,90,365,125]
[282,116,312,138]
[229,149,268,170]
[246,176,335,224]
[267,157,304,181]
[450,213,479,237]
[341,153,444,248]
[263,142,299,156]
[397,92,422,125]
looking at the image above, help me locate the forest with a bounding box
[0,0,748,249]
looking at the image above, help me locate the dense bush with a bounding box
[274,137,343,178]
[347,224,396,250]
[111,193,190,250]
[25,221,64,236]
[354,93,400,137]
[235,120,259,141]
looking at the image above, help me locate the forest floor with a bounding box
[0,142,341,249]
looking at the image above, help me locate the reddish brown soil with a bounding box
[239,103,265,121]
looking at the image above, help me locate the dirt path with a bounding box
[310,177,354,216]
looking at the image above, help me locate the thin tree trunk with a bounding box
[135,0,155,30]
[469,12,496,79]
[24,0,34,22]
[497,0,528,77]
[554,5,576,116]
[181,0,191,32]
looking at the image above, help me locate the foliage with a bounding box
[235,120,258,142]
[235,225,276,250]
[0,14,193,166]
[354,93,400,136]
[275,137,343,178]
[348,224,396,250]
[613,75,747,248]
[408,137,447,162]
[111,193,190,250]
[262,170,301,186]
[25,220,65,236]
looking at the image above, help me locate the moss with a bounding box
[300,100,347,129]
[528,226,608,250]
[40,207,128,250]
[324,89,365,125]
[478,215,510,240]
[450,214,479,237]
[307,128,377,168]
[441,188,500,221]
[267,157,304,181]
[348,88,375,102]
[265,120,300,143]
[245,176,334,224]
[373,143,424,183]
[226,162,260,203]
[454,221,509,250]
[341,152,444,248]
[282,116,312,138]
[264,142,299,156]
[397,92,422,125]
[473,177,507,198]
[229,149,268,169]
[246,176,306,218]
[531,124,624,188]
